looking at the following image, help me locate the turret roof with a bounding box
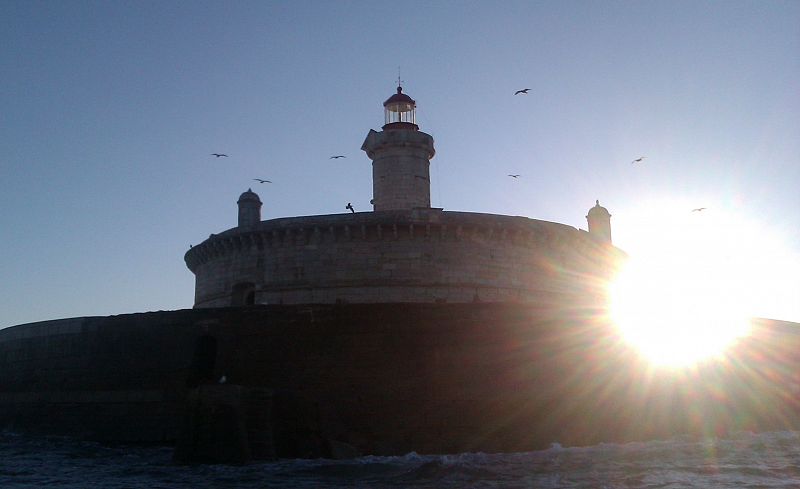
[383,86,415,107]
[237,188,261,203]
[587,200,610,216]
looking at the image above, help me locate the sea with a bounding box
[2,430,800,488]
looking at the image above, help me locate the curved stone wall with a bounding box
[185,209,624,308]
[2,307,798,455]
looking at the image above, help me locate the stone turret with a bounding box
[237,189,262,228]
[361,86,435,211]
[586,200,612,243]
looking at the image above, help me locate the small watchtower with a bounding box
[237,189,262,228]
[361,85,436,211]
[586,200,612,243]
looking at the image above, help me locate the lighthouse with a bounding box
[361,85,436,211]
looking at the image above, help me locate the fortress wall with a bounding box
[1,305,798,455]
[0,317,90,341]
[189,213,620,308]
[0,311,206,442]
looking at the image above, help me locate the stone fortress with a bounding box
[3,85,799,461]
[185,85,625,309]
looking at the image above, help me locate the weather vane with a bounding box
[397,67,403,89]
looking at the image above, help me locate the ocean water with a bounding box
[2,430,800,488]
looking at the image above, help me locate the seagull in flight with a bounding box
[631,156,646,164]
[691,207,707,212]
[508,174,521,178]
[330,155,346,159]
[514,89,531,95]
[253,178,272,184]
[346,202,355,213]
[211,153,228,158]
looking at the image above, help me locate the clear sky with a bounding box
[2,0,798,329]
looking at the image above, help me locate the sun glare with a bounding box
[607,205,791,367]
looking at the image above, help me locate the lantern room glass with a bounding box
[384,102,416,125]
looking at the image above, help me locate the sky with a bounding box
[2,0,798,329]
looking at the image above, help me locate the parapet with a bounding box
[184,210,625,308]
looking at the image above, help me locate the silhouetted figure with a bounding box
[346,203,354,213]
[514,89,531,95]
[211,153,228,158]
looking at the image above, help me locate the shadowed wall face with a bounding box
[0,307,797,455]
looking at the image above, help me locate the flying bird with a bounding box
[514,89,531,95]
[211,153,228,158]
[508,174,521,178]
[330,155,346,159]
[631,156,646,164]
[253,178,272,184]
[691,207,707,212]
[346,202,355,213]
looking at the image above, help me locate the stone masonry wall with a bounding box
[186,210,623,308]
[362,128,435,211]
[1,306,798,455]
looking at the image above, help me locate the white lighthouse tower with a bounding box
[361,85,436,211]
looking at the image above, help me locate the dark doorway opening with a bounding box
[186,334,217,387]
[232,282,256,306]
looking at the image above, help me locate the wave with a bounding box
[3,431,800,488]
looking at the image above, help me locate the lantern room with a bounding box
[383,86,418,130]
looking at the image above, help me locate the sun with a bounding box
[607,204,778,367]
[609,255,751,367]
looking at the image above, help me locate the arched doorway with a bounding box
[232,282,256,306]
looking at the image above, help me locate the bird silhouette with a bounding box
[211,153,228,158]
[508,174,521,178]
[330,155,346,159]
[692,207,707,212]
[514,89,531,95]
[631,156,646,164]
[346,202,355,213]
[253,178,272,183]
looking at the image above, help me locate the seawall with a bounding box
[1,304,799,456]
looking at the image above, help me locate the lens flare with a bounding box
[609,256,751,367]
[607,206,777,367]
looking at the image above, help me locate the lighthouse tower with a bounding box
[361,85,436,211]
